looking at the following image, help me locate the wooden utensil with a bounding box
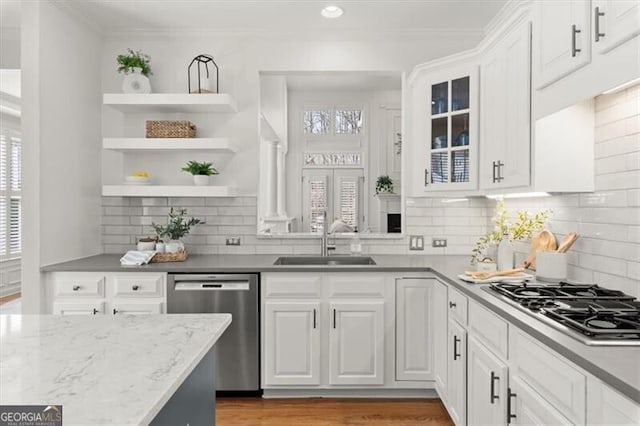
[556,232,579,253]
[523,230,557,270]
[464,267,525,280]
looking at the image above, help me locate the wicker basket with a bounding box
[150,250,188,263]
[146,121,196,138]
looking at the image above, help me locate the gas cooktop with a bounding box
[484,282,640,346]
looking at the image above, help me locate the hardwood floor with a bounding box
[216,398,453,425]
[0,292,20,305]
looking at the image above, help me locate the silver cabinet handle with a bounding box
[490,371,499,404]
[424,168,430,186]
[132,285,140,291]
[595,7,605,42]
[72,285,80,291]
[572,24,582,57]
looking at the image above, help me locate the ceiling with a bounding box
[277,71,402,91]
[58,0,508,34]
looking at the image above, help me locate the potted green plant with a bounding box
[375,175,394,195]
[116,48,153,94]
[182,160,219,186]
[151,208,202,253]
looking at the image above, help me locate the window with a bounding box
[302,107,364,136]
[0,128,21,260]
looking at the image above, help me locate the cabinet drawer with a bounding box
[53,301,104,315]
[112,274,165,297]
[468,300,508,360]
[448,287,468,325]
[54,274,105,297]
[263,274,322,299]
[511,328,586,424]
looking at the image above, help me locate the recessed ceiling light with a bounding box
[321,5,344,19]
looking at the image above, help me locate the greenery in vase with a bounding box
[181,160,218,176]
[116,48,153,77]
[375,175,394,195]
[471,199,551,265]
[151,208,202,241]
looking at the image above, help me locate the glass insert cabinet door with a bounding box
[425,69,478,191]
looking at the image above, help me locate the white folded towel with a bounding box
[120,250,157,266]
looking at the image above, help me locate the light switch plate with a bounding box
[432,238,447,248]
[409,235,424,251]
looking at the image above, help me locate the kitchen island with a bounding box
[0,313,231,425]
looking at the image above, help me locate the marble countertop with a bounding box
[0,314,231,426]
[41,253,640,403]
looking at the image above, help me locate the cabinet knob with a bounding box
[449,301,457,308]
[72,285,80,291]
[132,285,140,291]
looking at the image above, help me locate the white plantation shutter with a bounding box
[302,172,329,233]
[336,176,359,230]
[0,129,21,260]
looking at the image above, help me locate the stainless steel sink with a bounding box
[273,256,377,266]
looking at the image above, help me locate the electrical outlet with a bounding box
[225,237,241,246]
[409,235,424,251]
[432,238,447,248]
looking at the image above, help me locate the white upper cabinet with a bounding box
[406,58,479,196]
[593,0,640,54]
[480,20,532,190]
[535,0,592,89]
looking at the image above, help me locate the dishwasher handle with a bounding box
[174,281,250,291]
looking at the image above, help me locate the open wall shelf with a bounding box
[103,93,237,113]
[102,185,237,197]
[103,138,235,153]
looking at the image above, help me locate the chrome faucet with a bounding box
[320,211,335,256]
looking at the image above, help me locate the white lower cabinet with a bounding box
[509,376,572,425]
[329,300,385,385]
[587,376,640,425]
[396,278,434,381]
[49,272,166,315]
[263,301,321,386]
[467,336,508,426]
[447,318,467,425]
[262,272,413,389]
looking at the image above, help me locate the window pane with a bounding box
[451,113,469,147]
[452,150,470,183]
[335,109,363,134]
[431,117,448,150]
[9,197,20,254]
[431,81,448,115]
[304,152,361,166]
[10,137,21,191]
[431,152,449,184]
[303,110,330,134]
[452,77,470,111]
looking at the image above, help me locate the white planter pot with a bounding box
[165,240,184,253]
[193,175,211,186]
[122,67,151,94]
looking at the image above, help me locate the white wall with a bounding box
[22,1,103,313]
[0,27,20,69]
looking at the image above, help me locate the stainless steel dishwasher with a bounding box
[167,273,259,392]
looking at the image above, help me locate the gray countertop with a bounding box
[42,253,640,404]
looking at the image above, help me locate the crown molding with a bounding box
[102,27,484,42]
